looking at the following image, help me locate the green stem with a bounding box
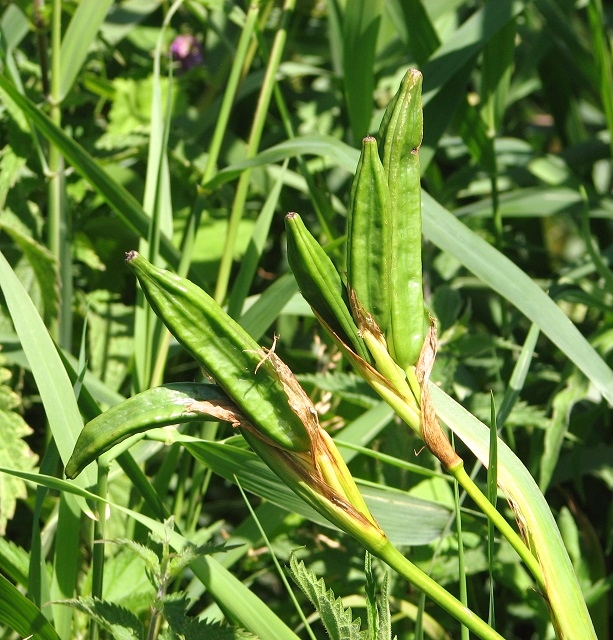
[453,475,469,640]
[448,461,545,593]
[89,463,109,640]
[48,0,71,349]
[373,540,504,640]
[214,0,296,304]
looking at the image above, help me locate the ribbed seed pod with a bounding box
[285,212,371,362]
[378,68,426,370]
[346,136,391,334]
[125,251,311,453]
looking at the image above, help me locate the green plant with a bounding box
[0,1,611,639]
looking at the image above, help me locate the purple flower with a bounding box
[170,34,203,72]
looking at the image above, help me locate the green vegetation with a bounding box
[0,1,611,639]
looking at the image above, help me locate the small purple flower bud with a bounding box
[170,34,203,72]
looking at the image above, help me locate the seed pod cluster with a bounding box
[286,69,427,377]
[344,69,428,373]
[124,251,311,453]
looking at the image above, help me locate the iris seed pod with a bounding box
[346,137,390,333]
[378,68,426,370]
[124,251,311,453]
[285,212,370,362]
[66,383,235,479]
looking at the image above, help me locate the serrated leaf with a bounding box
[166,542,230,579]
[163,594,259,640]
[288,554,368,640]
[111,538,160,576]
[55,596,143,640]
[364,553,392,640]
[0,365,38,534]
[0,536,31,585]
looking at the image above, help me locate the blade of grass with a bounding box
[422,191,613,406]
[587,0,613,180]
[135,0,183,392]
[50,493,80,638]
[58,0,114,101]
[214,0,296,304]
[342,0,383,143]
[487,394,498,628]
[452,466,468,640]
[49,0,71,348]
[236,478,317,640]
[0,250,96,488]
[227,161,288,318]
[239,272,298,341]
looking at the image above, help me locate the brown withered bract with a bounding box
[415,318,461,469]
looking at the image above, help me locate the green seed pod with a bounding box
[378,68,426,370]
[66,383,233,479]
[125,251,311,453]
[346,136,390,333]
[285,212,371,362]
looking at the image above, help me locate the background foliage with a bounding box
[0,0,611,638]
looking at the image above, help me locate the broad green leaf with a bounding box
[342,0,383,143]
[185,439,451,546]
[422,191,613,407]
[0,573,61,640]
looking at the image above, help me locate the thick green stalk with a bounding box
[89,463,109,640]
[214,0,296,304]
[373,540,504,640]
[448,461,545,592]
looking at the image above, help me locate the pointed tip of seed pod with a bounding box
[363,135,376,143]
[285,212,298,221]
[125,250,138,263]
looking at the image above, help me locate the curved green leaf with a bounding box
[0,573,61,640]
[422,192,613,406]
[431,384,596,638]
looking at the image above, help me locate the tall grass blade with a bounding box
[342,0,383,142]
[0,250,96,487]
[58,0,114,100]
